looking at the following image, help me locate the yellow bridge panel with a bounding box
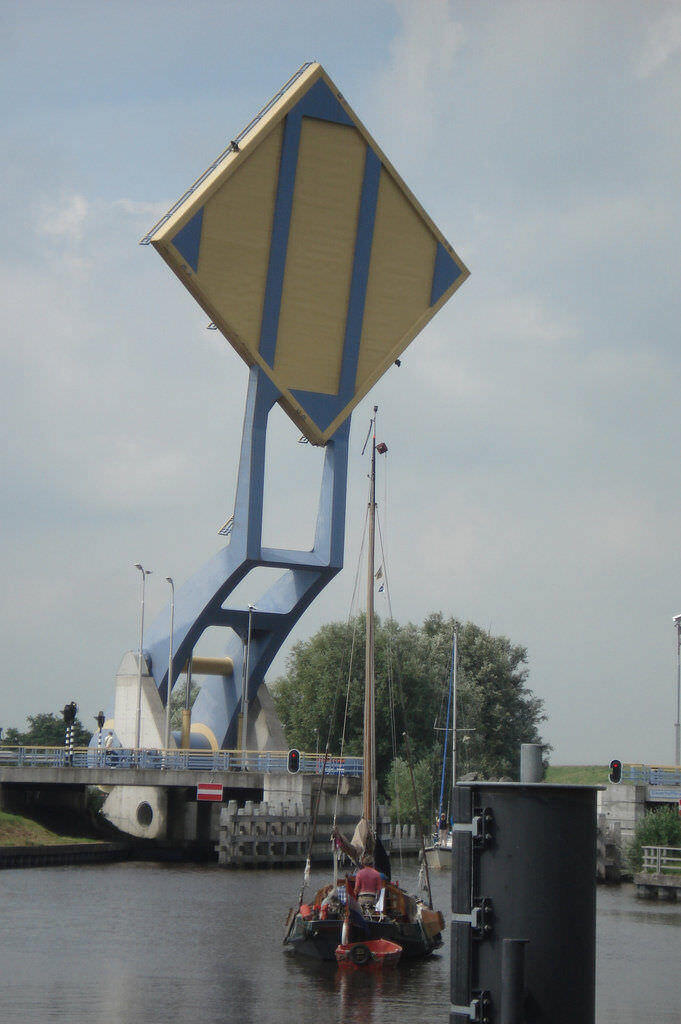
[275,118,366,395]
[193,122,284,363]
[356,168,437,392]
[145,62,469,445]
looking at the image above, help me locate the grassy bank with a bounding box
[544,765,609,785]
[0,810,100,847]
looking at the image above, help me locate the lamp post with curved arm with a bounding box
[134,563,152,756]
[239,603,256,769]
[674,614,681,766]
[164,577,175,761]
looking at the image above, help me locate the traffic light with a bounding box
[609,759,622,784]
[287,748,300,774]
[62,702,78,726]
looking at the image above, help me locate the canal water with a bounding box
[0,861,678,1023]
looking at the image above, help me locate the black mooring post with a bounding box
[450,784,473,1019]
[500,938,528,1024]
[451,782,597,1024]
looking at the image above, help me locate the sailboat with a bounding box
[423,634,456,872]
[283,409,445,963]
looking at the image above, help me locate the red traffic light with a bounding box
[609,759,622,784]
[62,702,78,726]
[287,748,301,774]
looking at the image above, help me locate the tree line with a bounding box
[0,611,549,830]
[1,713,92,747]
[272,612,549,826]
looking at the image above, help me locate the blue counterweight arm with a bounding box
[142,364,350,749]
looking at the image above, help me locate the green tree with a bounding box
[2,712,92,747]
[272,612,548,798]
[627,805,681,872]
[169,683,201,731]
[386,756,434,832]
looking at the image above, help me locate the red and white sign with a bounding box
[197,782,224,802]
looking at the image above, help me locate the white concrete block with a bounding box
[101,785,168,839]
[112,651,174,749]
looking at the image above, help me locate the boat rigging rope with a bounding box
[331,502,369,826]
[290,502,369,902]
[376,503,435,899]
[375,504,405,869]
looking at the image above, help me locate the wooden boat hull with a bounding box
[284,912,442,962]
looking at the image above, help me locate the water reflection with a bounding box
[285,951,447,1024]
[0,865,678,1023]
[335,964,403,1023]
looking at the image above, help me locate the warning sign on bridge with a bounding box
[197,783,224,802]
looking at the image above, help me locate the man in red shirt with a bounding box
[355,854,383,896]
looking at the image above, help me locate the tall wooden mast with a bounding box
[363,407,378,829]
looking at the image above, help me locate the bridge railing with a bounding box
[0,746,363,777]
[623,764,681,786]
[641,845,681,875]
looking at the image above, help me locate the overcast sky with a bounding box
[1,1,680,765]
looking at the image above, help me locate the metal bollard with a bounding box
[451,782,597,1024]
[519,743,543,783]
[500,938,528,1023]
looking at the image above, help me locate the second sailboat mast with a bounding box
[363,406,378,829]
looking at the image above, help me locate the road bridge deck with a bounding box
[0,766,267,789]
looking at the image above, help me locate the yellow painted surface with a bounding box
[147,62,469,445]
[356,168,437,390]
[195,123,283,353]
[150,62,321,245]
[190,721,219,752]
[181,708,192,750]
[275,119,365,395]
[184,656,235,676]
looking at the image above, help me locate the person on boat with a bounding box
[355,854,383,906]
[104,731,115,765]
[437,812,448,846]
[331,822,392,882]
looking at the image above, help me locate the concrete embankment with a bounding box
[0,842,131,869]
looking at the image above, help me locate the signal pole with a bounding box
[674,614,681,766]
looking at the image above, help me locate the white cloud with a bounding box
[2,2,681,765]
[637,5,681,78]
[35,193,90,243]
[377,0,465,139]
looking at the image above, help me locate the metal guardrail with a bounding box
[0,746,362,777]
[641,845,681,874]
[623,764,681,786]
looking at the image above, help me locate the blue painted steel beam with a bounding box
[136,78,388,750]
[142,364,350,749]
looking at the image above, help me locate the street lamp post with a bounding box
[164,577,175,763]
[674,615,681,766]
[451,632,458,790]
[182,656,193,750]
[134,563,152,759]
[239,603,256,769]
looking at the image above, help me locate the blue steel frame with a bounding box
[142,365,350,749]
[137,74,461,750]
[167,76,463,441]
